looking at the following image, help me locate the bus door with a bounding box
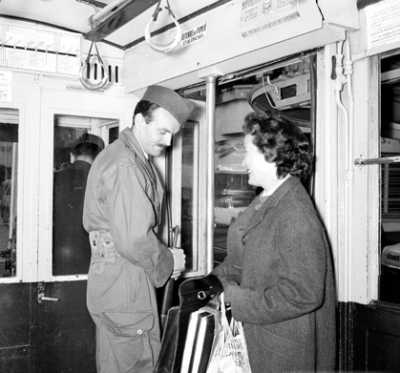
[175,54,316,274]
[0,73,130,373]
[35,87,129,373]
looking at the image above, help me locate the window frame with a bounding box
[170,102,209,277]
[37,87,131,283]
[0,104,23,283]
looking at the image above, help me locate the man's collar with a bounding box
[131,125,149,159]
[137,137,149,159]
[120,128,149,162]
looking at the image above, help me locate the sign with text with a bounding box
[239,0,300,38]
[365,0,400,51]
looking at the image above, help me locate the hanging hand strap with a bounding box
[144,0,182,53]
[79,41,109,91]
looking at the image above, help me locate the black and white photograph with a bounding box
[0,0,398,372]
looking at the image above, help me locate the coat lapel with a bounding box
[119,128,164,216]
[243,176,301,236]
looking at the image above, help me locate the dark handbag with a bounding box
[154,275,223,373]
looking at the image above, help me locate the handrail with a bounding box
[354,156,400,165]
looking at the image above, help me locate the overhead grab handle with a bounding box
[79,40,110,91]
[144,0,182,53]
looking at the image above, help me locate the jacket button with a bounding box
[137,329,143,335]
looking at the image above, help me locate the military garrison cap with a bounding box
[142,85,195,125]
[73,133,105,151]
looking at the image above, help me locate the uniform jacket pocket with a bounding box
[101,311,154,337]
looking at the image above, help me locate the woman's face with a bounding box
[243,134,278,189]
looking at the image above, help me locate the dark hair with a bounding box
[72,142,102,160]
[243,113,312,181]
[132,100,160,126]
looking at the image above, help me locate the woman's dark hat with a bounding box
[142,85,195,125]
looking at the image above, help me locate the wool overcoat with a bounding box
[83,128,174,373]
[213,176,336,373]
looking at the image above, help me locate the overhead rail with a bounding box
[84,0,159,42]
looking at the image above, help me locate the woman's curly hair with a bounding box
[243,113,313,181]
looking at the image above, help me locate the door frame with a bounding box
[37,85,132,282]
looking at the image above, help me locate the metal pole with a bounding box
[354,155,400,165]
[205,75,216,274]
[89,0,132,27]
[8,143,17,241]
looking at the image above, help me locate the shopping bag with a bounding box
[206,293,252,373]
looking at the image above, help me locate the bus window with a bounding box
[380,53,400,303]
[0,109,18,278]
[52,114,115,276]
[213,57,314,265]
[52,117,90,276]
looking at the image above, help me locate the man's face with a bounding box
[137,107,181,157]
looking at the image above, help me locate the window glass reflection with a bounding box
[380,54,400,303]
[0,110,18,278]
[181,124,195,271]
[52,115,115,276]
[108,126,119,144]
[53,123,90,275]
[214,94,255,265]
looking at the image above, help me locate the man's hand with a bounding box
[169,247,186,279]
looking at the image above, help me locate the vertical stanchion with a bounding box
[205,75,217,274]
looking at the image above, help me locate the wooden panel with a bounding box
[35,281,95,373]
[0,346,33,373]
[0,283,34,373]
[351,302,400,371]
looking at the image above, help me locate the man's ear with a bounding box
[134,113,146,127]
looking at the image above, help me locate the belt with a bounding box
[89,230,120,274]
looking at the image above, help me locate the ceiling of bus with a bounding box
[0,0,219,49]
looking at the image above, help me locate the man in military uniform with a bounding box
[83,85,194,373]
[53,133,105,275]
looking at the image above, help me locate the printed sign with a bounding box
[239,0,300,38]
[0,71,12,102]
[181,23,207,48]
[0,19,81,75]
[365,0,400,51]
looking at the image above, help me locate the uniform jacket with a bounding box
[53,160,91,275]
[83,128,173,371]
[213,176,336,373]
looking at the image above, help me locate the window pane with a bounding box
[214,94,255,266]
[0,109,18,278]
[213,58,313,266]
[380,54,400,303]
[108,126,119,144]
[52,115,117,276]
[181,124,196,271]
[52,121,89,275]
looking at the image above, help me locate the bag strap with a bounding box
[219,292,230,332]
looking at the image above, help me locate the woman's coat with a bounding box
[213,176,336,373]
